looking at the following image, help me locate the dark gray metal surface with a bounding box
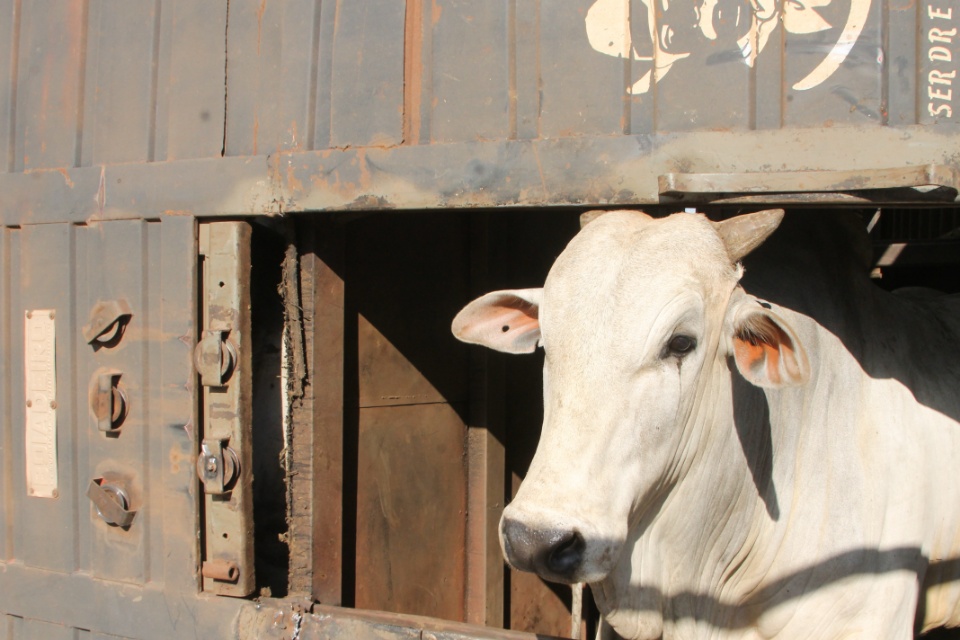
[0,0,955,226]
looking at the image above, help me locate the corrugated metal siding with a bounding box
[0,218,219,638]
[0,0,955,176]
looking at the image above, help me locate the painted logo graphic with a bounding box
[585,0,872,93]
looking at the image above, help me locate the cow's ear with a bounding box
[727,297,809,388]
[452,289,542,354]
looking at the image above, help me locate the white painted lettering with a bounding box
[929,102,953,117]
[930,45,954,62]
[930,69,957,85]
[929,86,954,101]
[928,5,953,19]
[929,26,958,42]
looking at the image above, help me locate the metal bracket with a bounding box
[87,478,136,527]
[197,439,241,495]
[194,330,238,386]
[658,164,960,204]
[197,221,255,597]
[92,370,128,432]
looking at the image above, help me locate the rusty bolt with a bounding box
[25,399,32,408]
[50,401,58,410]
[205,456,219,475]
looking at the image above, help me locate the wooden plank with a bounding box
[155,0,226,161]
[464,214,505,628]
[355,403,467,621]
[351,213,469,408]
[225,0,321,156]
[80,0,158,165]
[14,224,78,573]
[306,222,346,604]
[329,0,405,148]
[430,0,511,143]
[15,0,87,170]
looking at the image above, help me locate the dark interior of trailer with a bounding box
[245,206,960,638]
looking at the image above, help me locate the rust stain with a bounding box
[57,168,74,188]
[162,209,194,216]
[431,0,442,25]
[357,149,372,188]
[257,0,268,55]
[169,444,192,474]
[286,161,305,195]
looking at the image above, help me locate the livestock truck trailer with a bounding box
[0,0,957,638]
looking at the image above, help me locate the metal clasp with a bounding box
[197,439,240,495]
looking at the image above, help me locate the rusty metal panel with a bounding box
[197,221,255,597]
[15,0,86,171]
[80,0,159,166]
[540,1,626,138]
[224,0,320,156]
[15,618,74,640]
[9,224,79,573]
[76,220,169,583]
[0,216,220,637]
[429,1,511,143]
[0,0,16,173]
[329,0,405,148]
[0,226,11,562]
[154,0,227,161]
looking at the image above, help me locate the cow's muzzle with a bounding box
[500,516,586,583]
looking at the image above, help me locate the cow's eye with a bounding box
[667,334,696,357]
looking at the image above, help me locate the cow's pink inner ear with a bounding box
[452,291,542,354]
[732,313,808,388]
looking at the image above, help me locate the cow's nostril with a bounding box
[546,530,585,576]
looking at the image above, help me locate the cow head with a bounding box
[451,209,808,588]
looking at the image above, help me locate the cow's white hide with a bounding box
[452,210,960,639]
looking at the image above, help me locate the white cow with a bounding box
[452,209,960,639]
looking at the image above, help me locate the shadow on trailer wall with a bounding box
[258,208,589,637]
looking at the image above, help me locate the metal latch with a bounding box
[91,370,128,432]
[82,299,133,345]
[194,330,238,387]
[197,439,241,495]
[87,478,136,527]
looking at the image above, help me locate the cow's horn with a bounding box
[711,209,785,262]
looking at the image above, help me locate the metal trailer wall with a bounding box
[0,0,957,639]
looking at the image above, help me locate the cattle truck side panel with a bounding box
[0,0,956,638]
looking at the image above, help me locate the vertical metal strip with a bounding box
[198,221,254,597]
